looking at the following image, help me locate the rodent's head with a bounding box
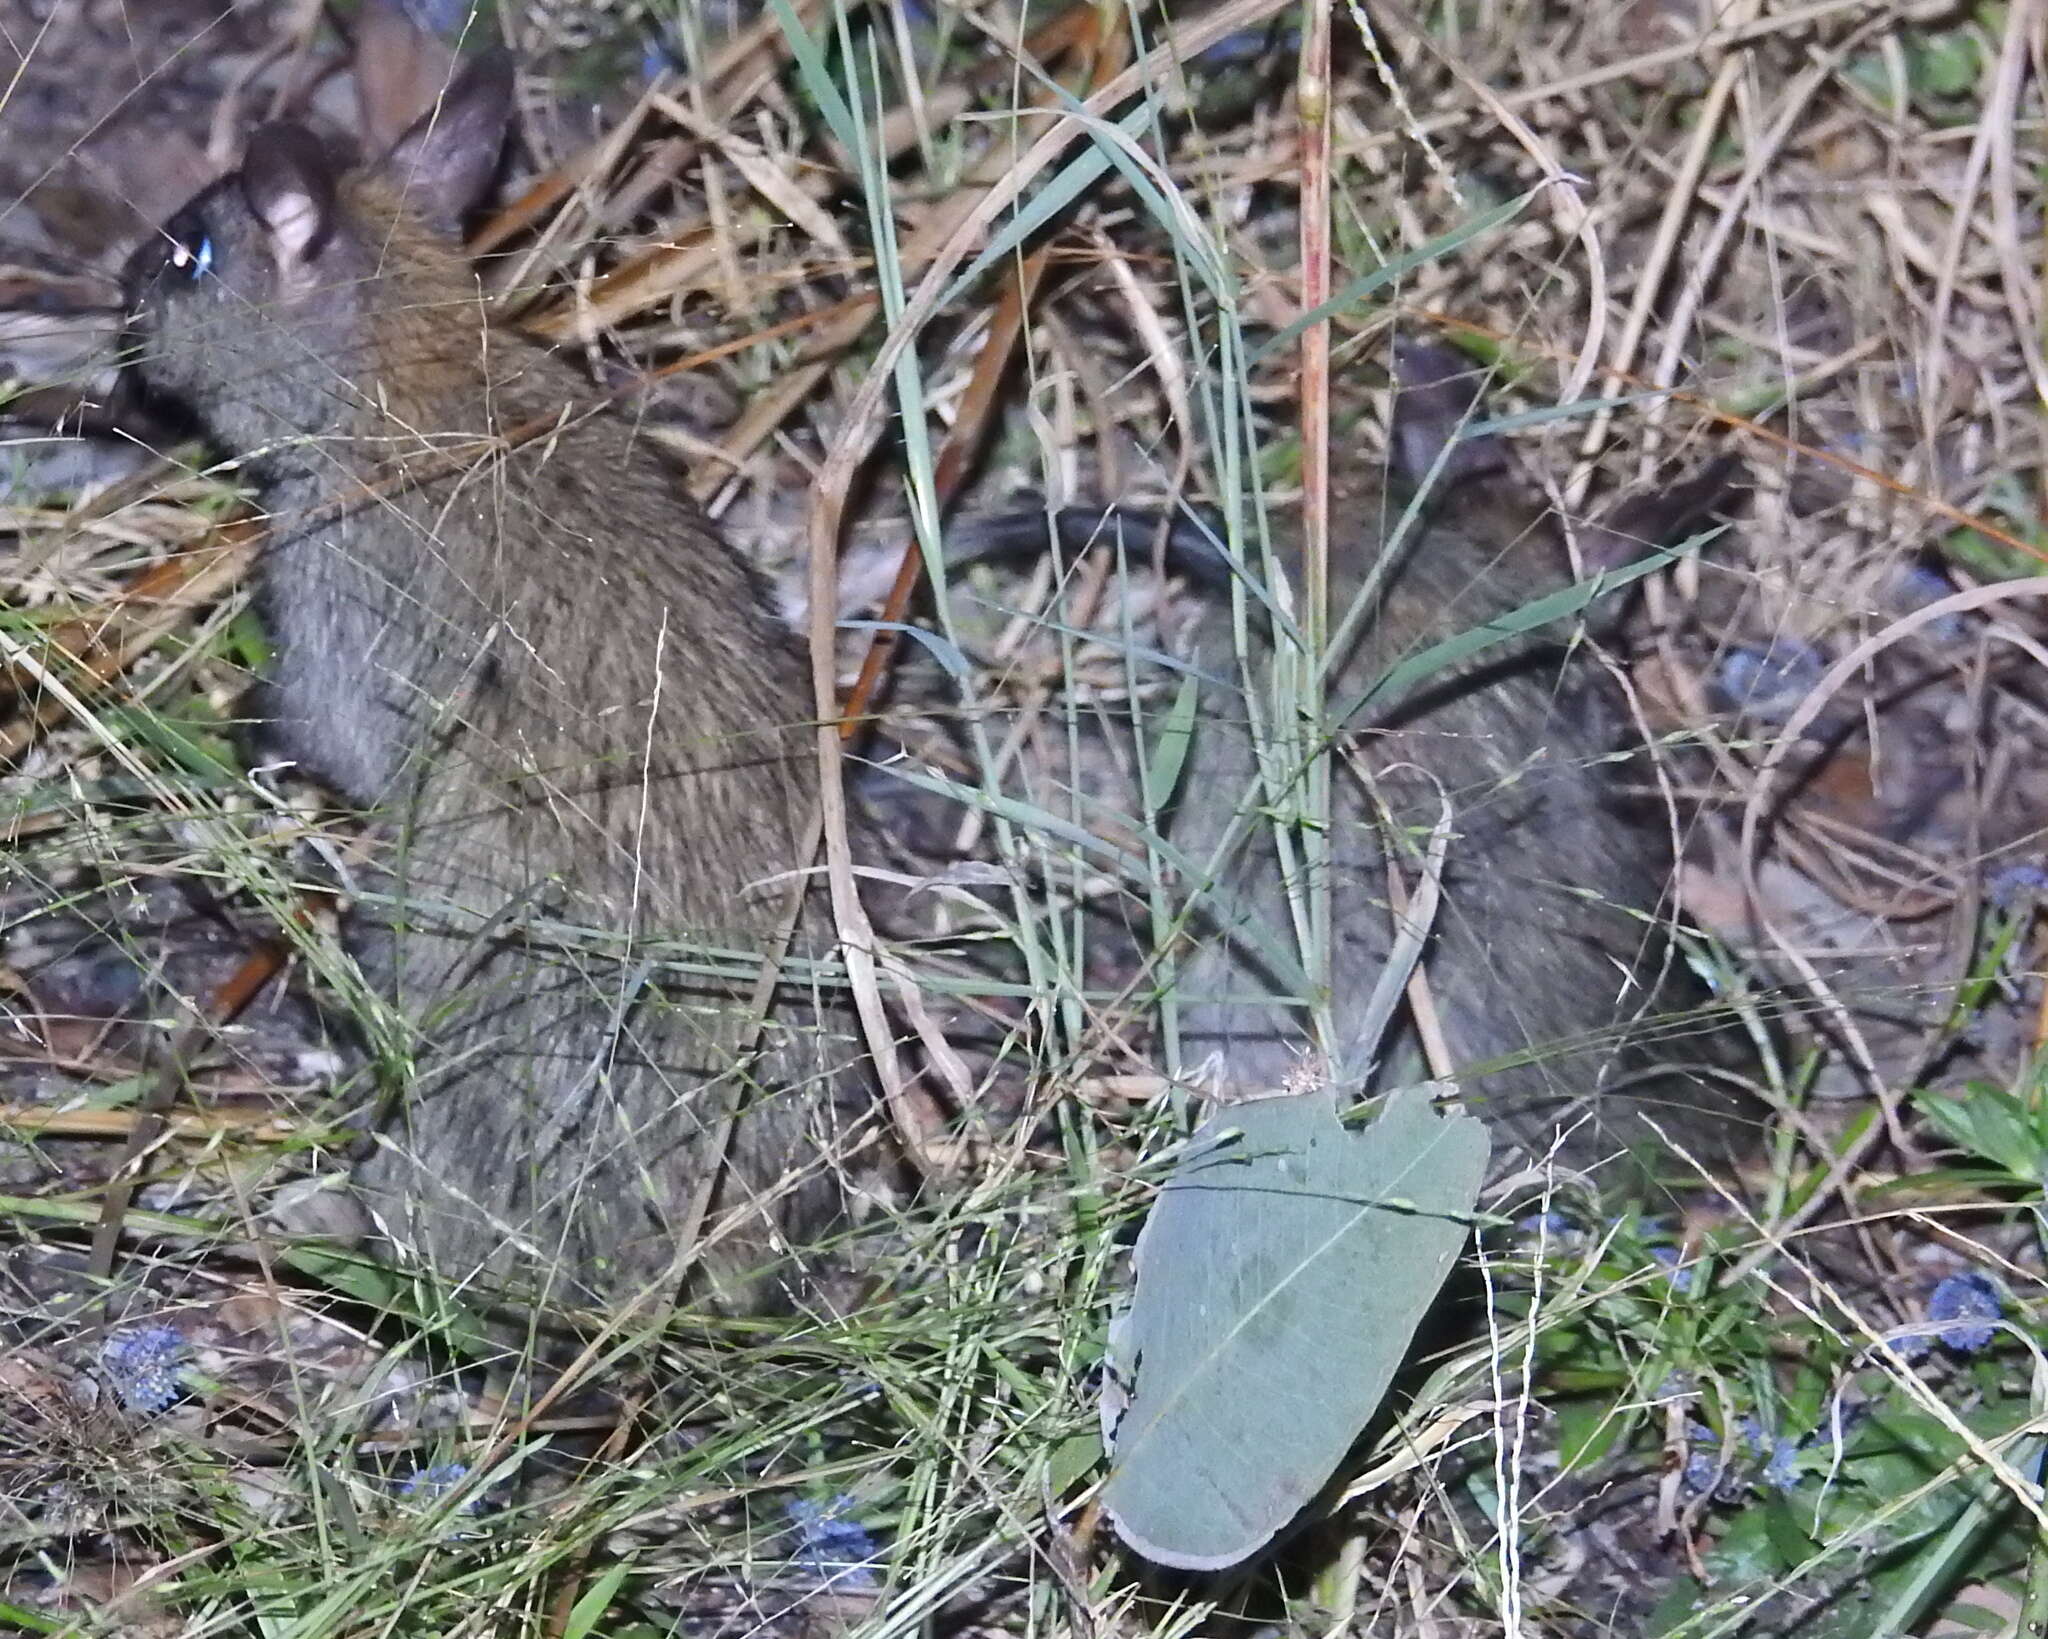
[121,49,515,468]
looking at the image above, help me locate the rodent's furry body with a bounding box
[122,51,1752,1328]
[1169,467,1752,1164]
[907,373,1756,1173]
[124,58,848,1319]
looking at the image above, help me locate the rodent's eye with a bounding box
[162,214,215,283]
[168,233,214,281]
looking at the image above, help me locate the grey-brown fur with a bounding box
[894,358,1758,1175]
[1167,468,1756,1169]
[121,54,851,1321]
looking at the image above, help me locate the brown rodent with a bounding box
[120,52,854,1323]
[871,348,1758,1176]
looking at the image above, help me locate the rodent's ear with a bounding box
[1388,337,1511,493]
[240,124,340,278]
[380,48,515,232]
[351,0,461,154]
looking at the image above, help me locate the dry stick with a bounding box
[813,50,1115,680]
[5,447,191,588]
[1190,0,1890,184]
[1564,5,1748,514]
[685,355,839,506]
[840,248,1055,729]
[1401,301,2048,566]
[520,3,1101,334]
[2036,915,2048,1056]
[688,273,1210,511]
[669,214,1128,499]
[516,2,1105,348]
[474,0,1093,277]
[647,89,849,256]
[474,0,825,282]
[854,0,1102,167]
[0,1105,310,1141]
[523,222,725,341]
[1638,43,1844,462]
[1920,0,2045,449]
[1981,0,2048,409]
[1296,0,1334,1000]
[807,0,1123,706]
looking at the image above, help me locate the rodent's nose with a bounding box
[117,231,178,309]
[117,270,159,321]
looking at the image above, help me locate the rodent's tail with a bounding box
[944,502,1239,591]
[943,447,1743,604]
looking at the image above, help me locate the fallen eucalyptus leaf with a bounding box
[1104,1082,1488,1570]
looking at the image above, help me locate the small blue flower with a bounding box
[1655,1366,1696,1398]
[1516,1211,1575,1238]
[398,1462,480,1510]
[401,0,477,38]
[639,26,692,83]
[1926,1272,2002,1353]
[1896,564,1953,607]
[1736,1417,1769,1460]
[1987,862,2048,909]
[787,1494,881,1591]
[1649,1245,1695,1294]
[99,1325,187,1415]
[1714,642,1827,724]
[1763,1436,1804,1492]
[1194,21,1302,65]
[395,1462,491,1540]
[1893,564,1967,639]
[1679,1424,1722,1497]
